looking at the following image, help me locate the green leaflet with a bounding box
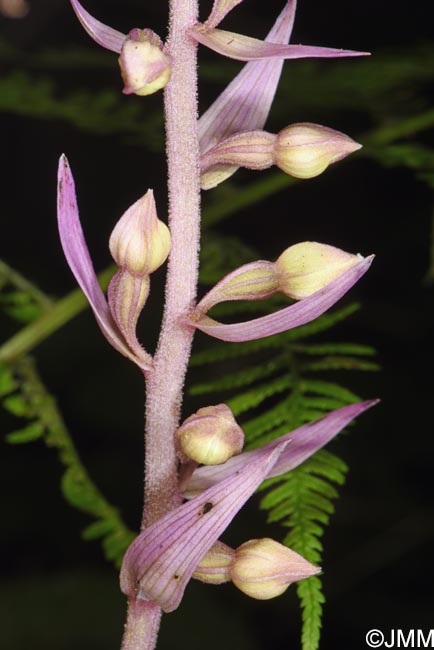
[6,420,45,444]
[259,451,348,650]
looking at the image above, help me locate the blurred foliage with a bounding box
[0,261,134,567]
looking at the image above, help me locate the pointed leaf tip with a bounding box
[70,0,126,53]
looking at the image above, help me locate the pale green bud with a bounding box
[274,123,361,179]
[230,538,320,600]
[109,190,171,275]
[275,241,363,300]
[176,404,244,465]
[119,29,172,97]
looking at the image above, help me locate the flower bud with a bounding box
[109,190,171,275]
[176,404,244,465]
[119,28,172,96]
[193,541,235,585]
[274,123,361,179]
[275,241,364,300]
[230,538,320,600]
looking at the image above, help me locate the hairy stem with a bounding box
[143,0,200,528]
[121,0,200,647]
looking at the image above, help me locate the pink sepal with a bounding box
[120,441,289,612]
[191,25,369,62]
[70,0,126,53]
[57,156,153,371]
[190,256,373,342]
[184,401,378,497]
[198,1,297,158]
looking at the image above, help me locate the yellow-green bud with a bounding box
[275,241,363,300]
[274,123,361,179]
[119,29,172,96]
[230,538,320,600]
[193,541,235,585]
[176,404,244,465]
[109,190,171,275]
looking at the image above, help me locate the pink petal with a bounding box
[120,440,289,612]
[205,0,245,30]
[198,0,297,157]
[189,255,373,342]
[191,26,369,62]
[70,0,126,53]
[184,401,378,497]
[57,156,153,371]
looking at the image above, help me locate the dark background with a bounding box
[1,1,434,648]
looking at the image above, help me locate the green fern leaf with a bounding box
[1,356,134,567]
[0,364,16,396]
[228,374,293,416]
[259,450,348,650]
[303,356,380,372]
[81,519,114,541]
[297,576,325,650]
[190,356,287,395]
[292,342,376,356]
[303,379,360,403]
[6,420,44,444]
[2,393,31,417]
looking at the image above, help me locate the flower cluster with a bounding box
[58,0,375,622]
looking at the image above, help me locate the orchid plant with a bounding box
[56,1,376,648]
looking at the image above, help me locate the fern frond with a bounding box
[190,303,361,366]
[190,356,287,395]
[1,356,134,566]
[292,342,376,356]
[228,374,294,417]
[258,450,348,650]
[303,356,380,372]
[302,379,360,404]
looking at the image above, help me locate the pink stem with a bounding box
[143,0,200,526]
[122,0,201,647]
[121,602,162,650]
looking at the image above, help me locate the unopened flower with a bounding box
[274,123,361,179]
[109,190,171,276]
[192,541,234,584]
[177,404,244,465]
[230,538,320,600]
[119,29,172,96]
[275,242,363,300]
[188,254,373,343]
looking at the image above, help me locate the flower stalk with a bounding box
[57,1,376,648]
